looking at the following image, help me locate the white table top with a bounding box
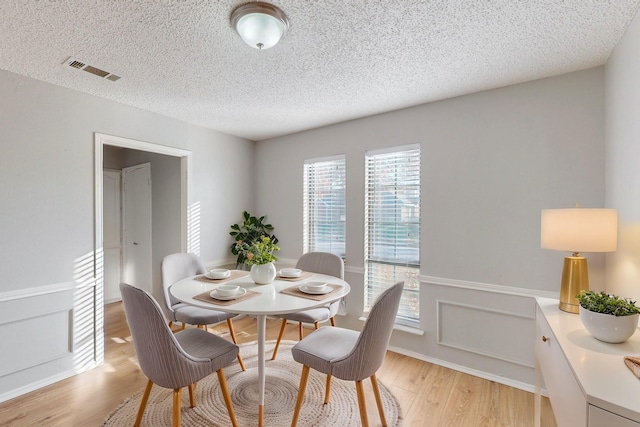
[536,297,640,422]
[170,271,350,316]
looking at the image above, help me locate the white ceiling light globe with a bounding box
[236,13,284,49]
[231,3,289,50]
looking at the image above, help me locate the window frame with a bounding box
[364,144,421,325]
[303,154,347,259]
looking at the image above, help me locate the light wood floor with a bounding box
[0,302,557,426]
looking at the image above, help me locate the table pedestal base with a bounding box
[257,314,266,427]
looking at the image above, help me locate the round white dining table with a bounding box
[170,270,350,427]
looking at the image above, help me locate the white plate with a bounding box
[210,288,246,300]
[299,283,332,295]
[279,268,302,278]
[206,269,231,280]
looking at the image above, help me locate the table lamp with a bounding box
[541,207,617,313]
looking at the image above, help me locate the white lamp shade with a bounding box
[541,208,618,253]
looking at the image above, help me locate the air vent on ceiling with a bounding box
[63,57,121,82]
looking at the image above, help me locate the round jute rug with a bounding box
[104,340,402,426]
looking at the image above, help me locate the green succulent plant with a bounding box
[576,291,640,316]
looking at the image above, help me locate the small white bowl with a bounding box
[208,269,230,279]
[280,268,302,277]
[216,285,240,297]
[305,281,327,291]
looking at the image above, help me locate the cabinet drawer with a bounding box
[536,306,587,427]
[590,405,640,427]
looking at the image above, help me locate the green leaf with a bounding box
[576,291,640,316]
[230,211,279,263]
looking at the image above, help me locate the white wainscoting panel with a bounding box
[418,278,553,388]
[0,309,72,378]
[0,282,96,403]
[437,300,534,368]
[333,266,559,391]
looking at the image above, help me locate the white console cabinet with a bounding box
[535,298,640,427]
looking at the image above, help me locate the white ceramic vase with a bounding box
[579,306,639,343]
[250,262,276,285]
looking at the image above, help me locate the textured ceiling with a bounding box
[1,1,639,141]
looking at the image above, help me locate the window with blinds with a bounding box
[303,155,346,258]
[365,145,420,323]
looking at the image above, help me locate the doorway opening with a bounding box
[94,133,191,364]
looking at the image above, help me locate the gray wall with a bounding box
[0,70,254,401]
[606,9,640,301]
[255,67,606,388]
[0,70,254,293]
[256,67,606,291]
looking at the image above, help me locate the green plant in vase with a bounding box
[229,211,278,268]
[235,236,280,284]
[576,291,640,316]
[576,291,640,343]
[235,235,280,266]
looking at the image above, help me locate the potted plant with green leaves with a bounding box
[229,211,278,269]
[576,291,640,343]
[235,235,280,284]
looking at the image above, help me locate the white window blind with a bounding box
[365,145,420,322]
[303,156,346,258]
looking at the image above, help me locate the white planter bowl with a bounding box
[579,306,639,343]
[250,262,276,285]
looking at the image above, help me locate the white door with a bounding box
[122,163,152,293]
[103,169,122,303]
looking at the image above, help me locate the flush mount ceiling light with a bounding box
[231,2,289,50]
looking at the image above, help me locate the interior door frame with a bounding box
[94,132,191,363]
[102,168,123,303]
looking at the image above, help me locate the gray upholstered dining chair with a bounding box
[271,251,344,360]
[290,281,404,427]
[161,252,245,370]
[119,283,239,427]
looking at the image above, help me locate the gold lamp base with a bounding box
[558,255,589,314]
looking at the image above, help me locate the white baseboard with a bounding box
[386,343,541,395]
[0,361,98,403]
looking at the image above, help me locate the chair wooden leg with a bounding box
[188,383,196,408]
[227,318,240,343]
[181,323,186,331]
[330,316,336,327]
[298,322,303,340]
[271,318,288,360]
[236,354,246,371]
[291,365,310,427]
[355,380,369,427]
[168,321,179,334]
[134,379,153,427]
[217,369,238,427]
[370,375,388,427]
[172,388,181,427]
[227,318,246,371]
[324,374,332,404]
[314,321,319,330]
